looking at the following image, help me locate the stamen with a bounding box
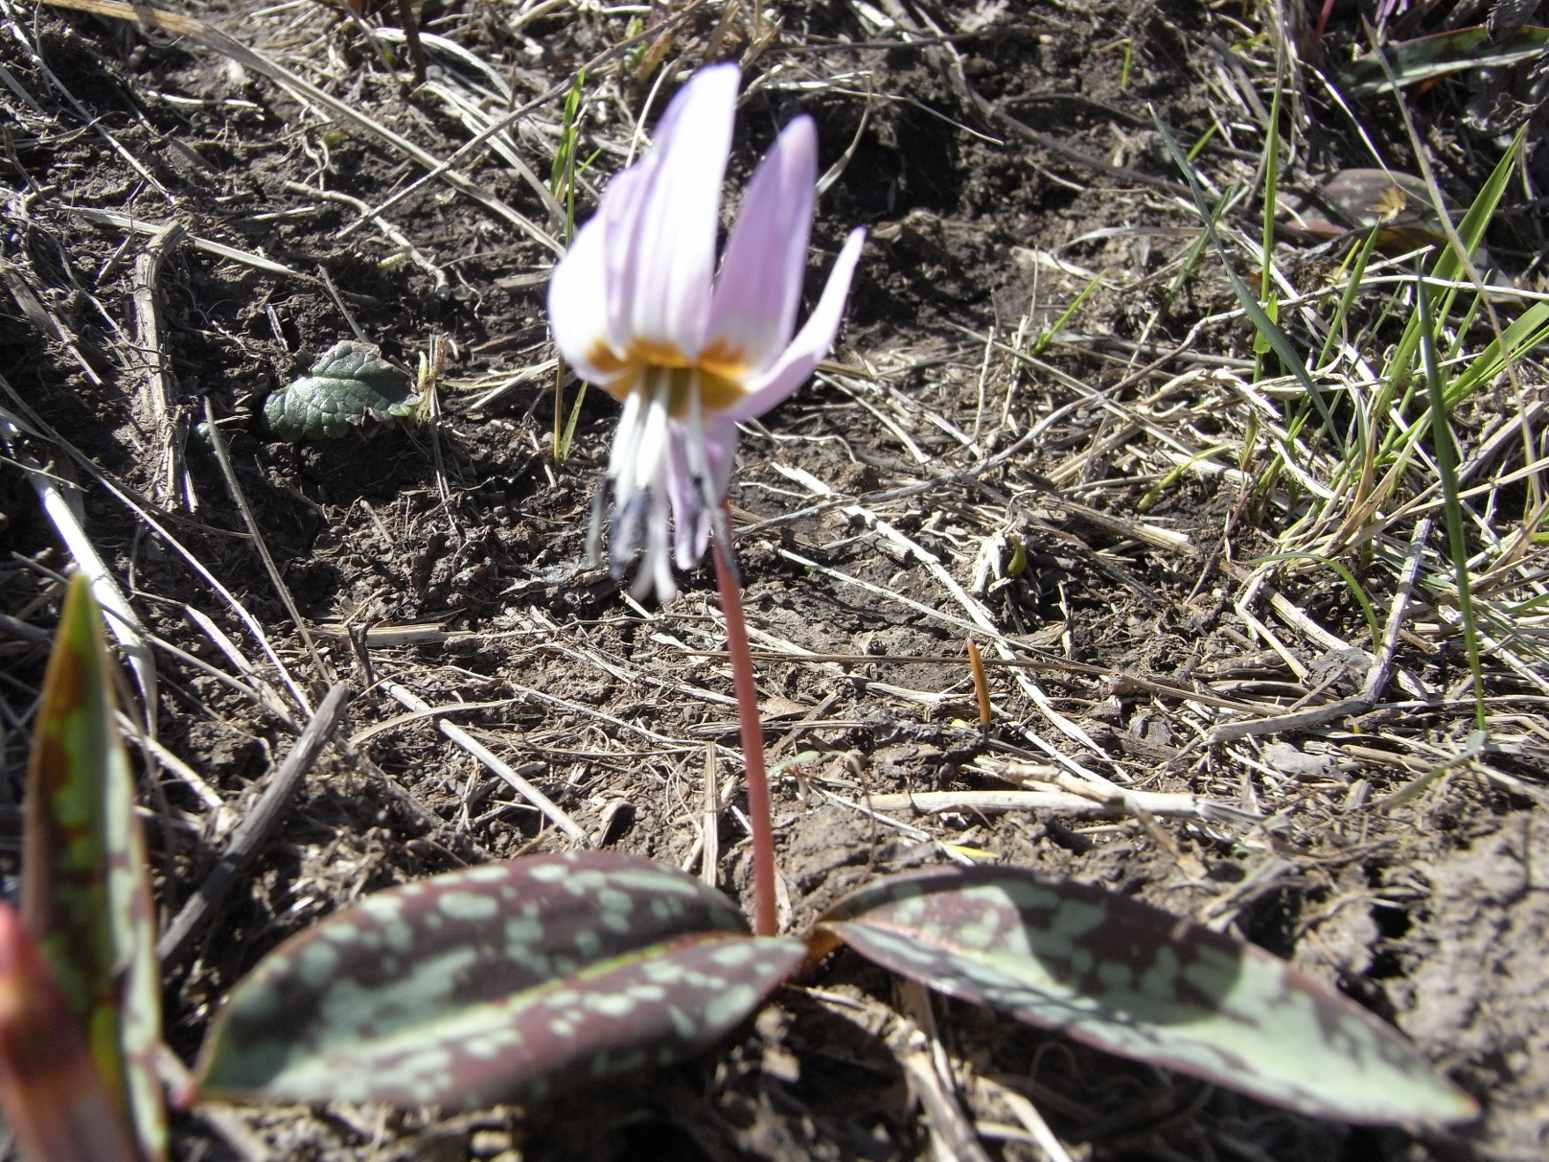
[586,477,608,567]
[632,370,670,492]
[637,486,674,601]
[611,492,647,575]
[607,388,643,479]
[681,373,712,482]
[674,375,715,570]
[682,376,741,583]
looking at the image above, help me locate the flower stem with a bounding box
[712,535,778,937]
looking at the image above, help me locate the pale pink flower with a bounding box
[548,63,865,601]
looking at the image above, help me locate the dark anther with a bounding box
[610,492,649,576]
[586,477,609,567]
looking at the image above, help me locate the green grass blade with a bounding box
[551,70,586,462]
[1248,551,1383,648]
[22,575,165,1160]
[1034,274,1103,354]
[1258,75,1280,305]
[557,377,590,461]
[1445,300,1549,408]
[1381,125,1524,402]
[1314,226,1380,369]
[1155,116,1336,440]
[822,866,1477,1126]
[1415,279,1487,729]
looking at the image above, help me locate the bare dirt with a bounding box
[2,1,1547,1160]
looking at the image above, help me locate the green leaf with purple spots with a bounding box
[196,854,806,1107]
[1341,25,1549,97]
[819,866,1477,1126]
[22,575,166,1159]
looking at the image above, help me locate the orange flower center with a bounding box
[588,339,748,416]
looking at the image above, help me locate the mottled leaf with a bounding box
[1278,169,1454,251]
[819,866,1478,1126]
[22,575,165,1158]
[0,903,141,1162]
[1341,25,1549,96]
[197,853,805,1107]
[262,340,418,440]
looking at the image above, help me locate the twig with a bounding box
[981,1076,1078,1162]
[0,400,157,725]
[37,0,554,251]
[281,180,447,290]
[743,426,1041,535]
[1209,695,1371,744]
[381,681,586,843]
[1361,517,1432,704]
[68,206,305,279]
[863,787,1249,823]
[0,379,309,729]
[332,2,710,240]
[775,463,1111,758]
[158,684,351,969]
[157,1050,268,1159]
[896,981,994,1162]
[0,256,104,385]
[680,647,1282,714]
[697,745,720,888]
[131,221,188,508]
[202,396,333,694]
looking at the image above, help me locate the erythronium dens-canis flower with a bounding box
[548,63,865,600]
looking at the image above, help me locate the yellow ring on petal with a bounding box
[589,339,749,417]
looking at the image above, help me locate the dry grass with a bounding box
[2,0,1546,1158]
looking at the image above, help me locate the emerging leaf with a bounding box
[819,866,1478,1126]
[1341,25,1549,96]
[0,903,141,1162]
[22,575,165,1159]
[197,853,806,1107]
[262,340,419,440]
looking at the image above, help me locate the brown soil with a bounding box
[2,1,1547,1160]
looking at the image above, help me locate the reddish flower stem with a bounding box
[712,536,778,937]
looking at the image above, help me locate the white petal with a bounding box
[632,485,675,602]
[598,165,653,351]
[546,215,621,384]
[708,115,816,371]
[724,228,866,422]
[624,64,740,357]
[606,389,644,478]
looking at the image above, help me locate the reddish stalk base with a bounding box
[712,539,778,937]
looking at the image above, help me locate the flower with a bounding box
[548,63,865,601]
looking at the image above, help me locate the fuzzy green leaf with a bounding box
[262,340,418,440]
[819,866,1478,1126]
[197,853,805,1107]
[22,575,165,1159]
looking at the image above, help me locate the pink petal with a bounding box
[624,64,740,357]
[724,227,866,422]
[598,165,653,355]
[708,115,816,372]
[546,214,621,384]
